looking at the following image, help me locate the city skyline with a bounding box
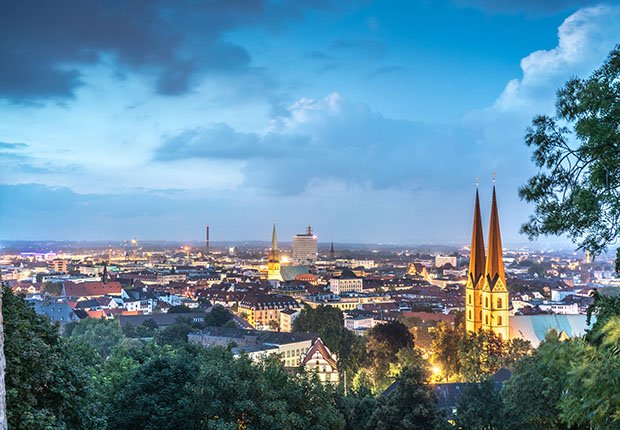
[2,1,620,245]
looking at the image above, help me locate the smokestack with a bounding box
[206,224,210,254]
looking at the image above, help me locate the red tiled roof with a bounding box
[63,281,122,297]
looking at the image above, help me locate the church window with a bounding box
[468,294,472,304]
[497,298,502,308]
[479,311,482,321]
[498,316,502,325]
[469,310,472,319]
[485,297,489,308]
[485,315,489,325]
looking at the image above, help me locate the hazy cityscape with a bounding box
[2,1,620,429]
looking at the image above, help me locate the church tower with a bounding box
[481,182,509,339]
[465,185,486,333]
[267,224,283,281]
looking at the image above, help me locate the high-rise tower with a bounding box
[465,186,486,333]
[267,224,283,281]
[481,183,509,339]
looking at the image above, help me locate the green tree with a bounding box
[431,322,462,381]
[154,321,194,346]
[40,281,63,296]
[319,324,366,388]
[106,348,198,430]
[519,45,620,265]
[3,286,104,429]
[459,329,506,382]
[559,317,620,429]
[167,304,192,313]
[367,366,446,430]
[69,317,125,358]
[293,304,344,333]
[365,321,415,388]
[455,379,505,430]
[204,304,233,327]
[585,289,620,345]
[502,333,577,430]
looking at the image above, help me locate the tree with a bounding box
[3,286,103,429]
[293,305,344,333]
[519,45,620,265]
[455,378,505,430]
[319,324,366,388]
[167,305,192,313]
[502,332,577,430]
[69,317,125,358]
[204,304,233,327]
[431,322,462,381]
[365,321,415,386]
[459,330,506,382]
[585,288,620,345]
[154,321,194,346]
[40,281,63,296]
[367,366,446,430]
[559,317,620,429]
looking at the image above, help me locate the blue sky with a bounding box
[1,0,619,246]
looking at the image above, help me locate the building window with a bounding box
[468,294,472,304]
[479,311,482,321]
[485,315,489,325]
[497,298,502,308]
[468,310,472,319]
[497,316,502,325]
[485,297,489,308]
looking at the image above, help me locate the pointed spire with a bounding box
[485,185,505,289]
[468,188,486,287]
[271,224,278,251]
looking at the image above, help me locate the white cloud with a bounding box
[493,4,620,114]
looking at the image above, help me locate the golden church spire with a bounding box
[468,188,486,287]
[271,223,278,251]
[485,184,505,290]
[466,183,486,332]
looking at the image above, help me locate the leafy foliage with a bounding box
[69,317,125,358]
[455,379,505,430]
[367,366,446,430]
[365,321,414,383]
[3,286,104,429]
[293,305,344,333]
[519,45,620,263]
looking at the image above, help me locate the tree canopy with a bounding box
[519,45,620,265]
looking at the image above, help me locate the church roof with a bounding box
[280,265,310,281]
[485,186,505,290]
[509,314,595,347]
[468,188,486,287]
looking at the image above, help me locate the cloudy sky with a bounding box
[1,0,619,245]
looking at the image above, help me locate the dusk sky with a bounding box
[1,0,620,246]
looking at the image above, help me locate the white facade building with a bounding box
[292,226,318,262]
[329,277,363,294]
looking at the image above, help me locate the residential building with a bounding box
[301,338,339,384]
[280,308,300,332]
[329,276,363,294]
[48,259,68,273]
[239,294,299,328]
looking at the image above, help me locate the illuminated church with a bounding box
[465,181,509,340]
[267,224,283,281]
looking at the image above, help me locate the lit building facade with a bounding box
[465,184,509,340]
[302,338,339,384]
[292,226,318,262]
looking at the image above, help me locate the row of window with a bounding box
[468,294,503,309]
[467,309,503,326]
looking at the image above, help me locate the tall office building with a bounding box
[292,226,318,262]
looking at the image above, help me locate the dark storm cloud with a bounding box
[455,0,602,14]
[0,0,345,101]
[153,94,476,195]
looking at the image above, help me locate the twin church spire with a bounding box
[465,180,509,339]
